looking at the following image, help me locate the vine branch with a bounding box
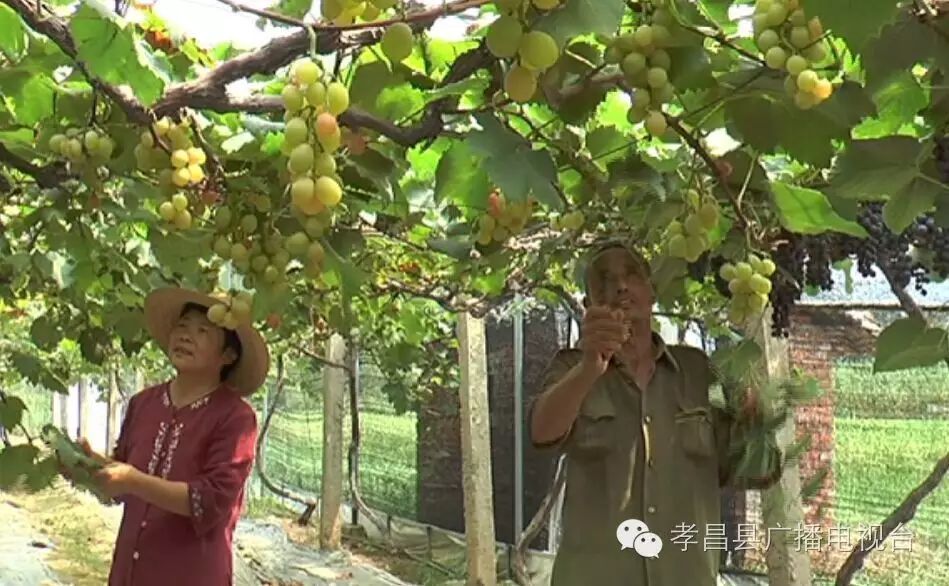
[0,142,69,189]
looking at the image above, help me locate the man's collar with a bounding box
[604,333,679,371]
[652,333,680,371]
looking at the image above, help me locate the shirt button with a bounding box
[647,506,656,514]
[141,520,147,528]
[648,458,655,468]
[644,415,652,424]
[133,551,140,561]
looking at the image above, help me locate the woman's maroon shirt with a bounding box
[108,382,257,586]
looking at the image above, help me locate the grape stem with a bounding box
[666,116,749,230]
[680,24,767,66]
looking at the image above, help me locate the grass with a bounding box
[829,417,949,586]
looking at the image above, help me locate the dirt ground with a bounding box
[0,482,445,586]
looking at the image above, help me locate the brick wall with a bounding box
[788,307,877,571]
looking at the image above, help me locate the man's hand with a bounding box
[579,306,629,376]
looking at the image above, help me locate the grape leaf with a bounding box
[534,0,625,45]
[728,82,874,166]
[270,0,311,19]
[428,237,473,260]
[667,46,715,91]
[0,444,38,490]
[70,4,165,105]
[24,456,59,493]
[79,327,110,365]
[434,142,491,209]
[771,183,868,238]
[466,113,562,209]
[220,131,256,153]
[862,15,949,91]
[586,127,630,166]
[874,316,949,372]
[826,136,924,200]
[30,315,62,350]
[799,0,900,52]
[882,176,941,233]
[854,71,929,138]
[11,351,67,394]
[0,5,27,59]
[0,396,26,429]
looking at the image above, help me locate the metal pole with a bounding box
[513,295,525,543]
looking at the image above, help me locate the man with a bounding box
[77,287,270,586]
[530,241,781,586]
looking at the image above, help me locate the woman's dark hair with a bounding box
[178,302,243,382]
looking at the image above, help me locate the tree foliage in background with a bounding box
[1,0,949,488]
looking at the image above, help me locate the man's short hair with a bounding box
[179,302,243,382]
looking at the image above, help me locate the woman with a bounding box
[81,287,270,585]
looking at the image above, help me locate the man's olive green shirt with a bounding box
[532,339,779,586]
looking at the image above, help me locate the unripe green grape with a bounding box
[305,82,326,108]
[286,232,311,256]
[755,0,773,13]
[649,49,671,71]
[759,259,776,276]
[668,234,687,257]
[750,273,773,295]
[644,110,667,136]
[159,201,176,221]
[633,25,654,48]
[631,87,651,110]
[786,54,808,76]
[794,90,819,110]
[757,30,780,52]
[215,207,232,231]
[172,193,188,211]
[652,83,675,105]
[621,52,647,78]
[84,130,100,152]
[285,117,308,147]
[314,153,337,176]
[646,67,668,88]
[282,84,304,112]
[653,9,673,27]
[381,22,414,63]
[747,292,768,313]
[264,265,280,284]
[627,106,648,124]
[796,69,819,93]
[789,9,806,26]
[173,209,192,230]
[289,143,315,174]
[251,254,270,273]
[292,58,321,86]
[735,262,753,280]
[790,26,811,49]
[486,15,523,59]
[802,42,827,63]
[518,31,559,71]
[214,237,232,258]
[504,65,537,103]
[766,3,788,26]
[231,243,249,261]
[719,263,737,281]
[241,214,258,233]
[684,235,705,262]
[272,249,291,270]
[765,46,787,69]
[752,14,769,34]
[603,45,624,64]
[684,214,703,236]
[698,203,719,229]
[326,82,350,115]
[784,75,799,96]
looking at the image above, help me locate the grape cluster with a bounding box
[206,291,254,330]
[48,128,115,165]
[936,136,949,184]
[135,118,208,193]
[158,193,193,230]
[753,0,833,110]
[551,210,585,231]
[321,0,394,25]
[603,7,678,136]
[281,58,348,218]
[474,191,534,245]
[719,254,776,326]
[486,1,563,103]
[665,194,720,262]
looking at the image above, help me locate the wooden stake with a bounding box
[320,333,346,549]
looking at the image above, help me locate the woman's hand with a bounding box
[93,461,142,498]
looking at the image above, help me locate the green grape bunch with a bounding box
[485,0,565,103]
[603,6,679,136]
[281,57,348,220]
[719,253,776,325]
[752,0,834,110]
[665,192,720,262]
[135,117,209,191]
[48,127,116,165]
